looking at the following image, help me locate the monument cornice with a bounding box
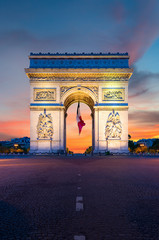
[29,55,130,59]
[94,106,129,110]
[25,68,133,74]
[30,106,65,111]
[25,68,133,82]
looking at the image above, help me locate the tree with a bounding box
[0,146,10,154]
[128,140,135,152]
[85,146,92,154]
[128,134,131,140]
[151,139,159,151]
[135,146,148,153]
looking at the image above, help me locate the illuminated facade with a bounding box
[25,53,133,153]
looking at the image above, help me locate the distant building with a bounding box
[136,139,156,148]
[0,137,30,149]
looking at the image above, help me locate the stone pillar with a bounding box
[91,112,95,151]
[50,107,65,153]
[94,108,99,153]
[64,112,67,152]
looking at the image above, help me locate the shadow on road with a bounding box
[0,201,32,239]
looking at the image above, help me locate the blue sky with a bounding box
[136,38,159,73]
[0,0,159,144]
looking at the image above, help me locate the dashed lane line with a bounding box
[76,196,83,211]
[75,174,85,239]
[76,196,83,202]
[74,235,86,240]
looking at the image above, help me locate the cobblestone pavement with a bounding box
[0,155,159,239]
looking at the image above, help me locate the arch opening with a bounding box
[63,92,95,154]
[64,91,95,112]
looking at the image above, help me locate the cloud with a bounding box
[129,68,159,90]
[129,89,149,99]
[128,125,159,141]
[128,68,159,140]
[110,0,126,22]
[128,110,159,140]
[0,120,30,140]
[128,68,159,112]
[0,133,15,141]
[98,0,159,64]
[1,0,159,63]
[129,111,159,125]
[0,30,73,53]
[127,66,159,140]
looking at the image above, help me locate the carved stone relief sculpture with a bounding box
[105,110,122,139]
[34,88,56,101]
[102,88,125,101]
[60,86,98,99]
[37,109,53,139]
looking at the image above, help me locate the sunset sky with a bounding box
[0,0,159,152]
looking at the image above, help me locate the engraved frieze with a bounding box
[27,72,132,82]
[34,88,56,101]
[60,86,75,98]
[102,88,125,101]
[60,85,98,99]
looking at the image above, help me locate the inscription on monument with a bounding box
[102,88,125,101]
[34,88,56,101]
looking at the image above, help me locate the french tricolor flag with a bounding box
[76,102,86,134]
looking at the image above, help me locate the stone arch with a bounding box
[63,90,95,152]
[64,92,95,112]
[26,53,133,153]
[61,86,97,110]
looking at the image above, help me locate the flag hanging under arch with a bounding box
[76,102,86,134]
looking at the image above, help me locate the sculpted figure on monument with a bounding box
[105,110,122,139]
[37,109,53,139]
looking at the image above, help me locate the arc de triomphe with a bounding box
[25,53,133,153]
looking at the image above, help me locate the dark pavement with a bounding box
[0,155,159,239]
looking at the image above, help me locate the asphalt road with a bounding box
[0,154,159,240]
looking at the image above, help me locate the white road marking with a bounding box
[76,196,83,202]
[74,235,86,240]
[76,202,83,211]
[76,196,83,211]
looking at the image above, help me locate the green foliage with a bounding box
[0,145,29,154]
[105,151,110,155]
[135,146,148,153]
[151,139,159,150]
[85,146,92,154]
[0,146,10,154]
[66,147,73,154]
[149,149,156,154]
[128,134,131,140]
[128,140,135,152]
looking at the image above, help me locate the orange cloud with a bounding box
[0,120,30,140]
[129,124,159,141]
